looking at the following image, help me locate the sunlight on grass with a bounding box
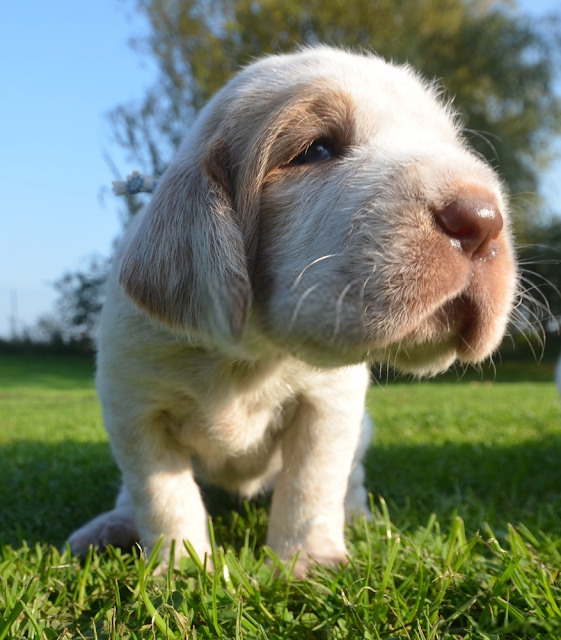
[1,354,560,638]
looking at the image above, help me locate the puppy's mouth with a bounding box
[431,292,481,355]
[454,295,480,351]
[374,289,496,376]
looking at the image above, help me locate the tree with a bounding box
[34,255,110,348]
[111,0,561,238]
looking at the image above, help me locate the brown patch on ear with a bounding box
[119,136,251,342]
[205,138,234,203]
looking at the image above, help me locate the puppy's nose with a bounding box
[434,196,503,259]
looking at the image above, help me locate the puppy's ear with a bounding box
[119,139,251,343]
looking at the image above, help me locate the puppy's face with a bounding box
[120,47,517,376]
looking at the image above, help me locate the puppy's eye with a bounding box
[289,139,335,166]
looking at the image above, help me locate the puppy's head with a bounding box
[119,46,517,375]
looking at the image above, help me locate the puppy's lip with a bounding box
[446,292,492,362]
[397,292,482,355]
[455,294,477,337]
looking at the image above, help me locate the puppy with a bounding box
[68,46,517,576]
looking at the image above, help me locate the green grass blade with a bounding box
[137,553,177,640]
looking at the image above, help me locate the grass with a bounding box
[1,353,560,638]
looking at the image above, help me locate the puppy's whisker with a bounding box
[512,299,547,337]
[289,283,320,331]
[290,254,339,291]
[333,279,362,340]
[509,311,544,360]
[457,331,478,356]
[515,285,552,320]
[510,307,546,354]
[361,268,377,298]
[514,283,552,330]
[518,268,561,304]
[462,127,500,163]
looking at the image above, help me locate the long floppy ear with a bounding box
[119,138,251,343]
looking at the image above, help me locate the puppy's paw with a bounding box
[67,507,139,556]
[274,541,348,579]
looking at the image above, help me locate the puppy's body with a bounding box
[92,282,372,570]
[68,47,517,575]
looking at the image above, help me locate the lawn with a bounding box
[1,353,560,639]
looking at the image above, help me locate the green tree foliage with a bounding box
[111,0,561,237]
[35,256,111,347]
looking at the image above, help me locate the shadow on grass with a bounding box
[2,435,561,549]
[0,440,119,548]
[364,434,561,535]
[0,439,270,550]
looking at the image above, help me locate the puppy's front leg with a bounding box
[106,411,213,567]
[266,367,370,577]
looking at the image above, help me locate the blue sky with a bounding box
[0,1,156,338]
[0,0,560,338]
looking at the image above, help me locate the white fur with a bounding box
[68,47,517,576]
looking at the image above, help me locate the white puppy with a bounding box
[68,46,517,576]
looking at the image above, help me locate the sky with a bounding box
[0,0,560,339]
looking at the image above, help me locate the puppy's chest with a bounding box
[172,370,301,458]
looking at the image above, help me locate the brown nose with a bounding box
[434,197,503,259]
